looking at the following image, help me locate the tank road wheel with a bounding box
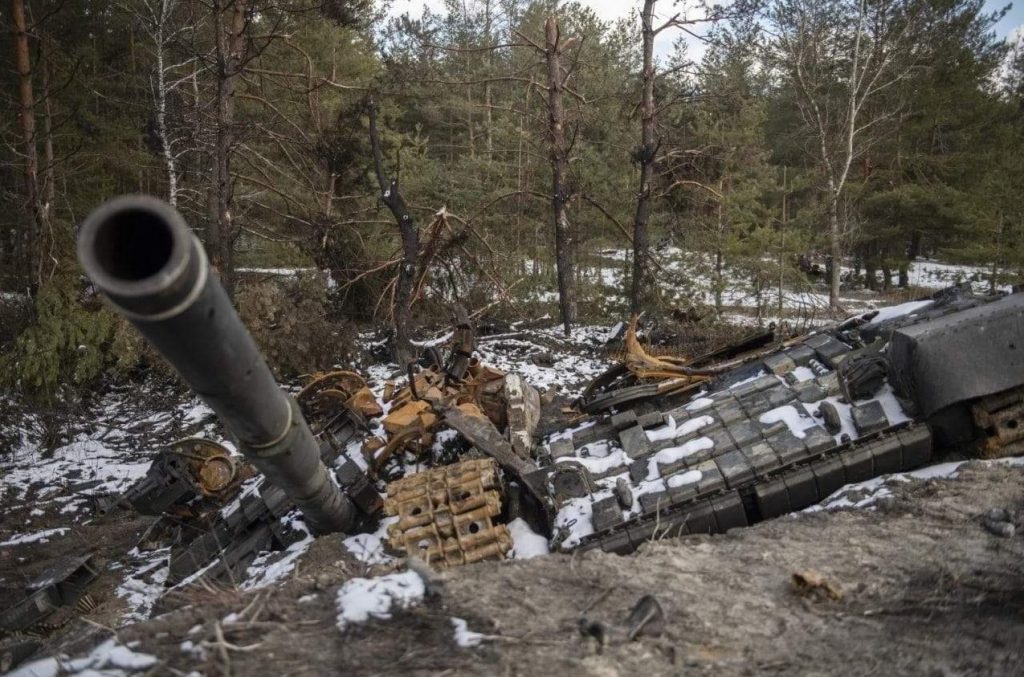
[166,438,250,499]
[298,371,382,430]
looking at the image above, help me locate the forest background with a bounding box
[1,0,1023,398]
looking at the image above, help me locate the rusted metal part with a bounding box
[298,370,382,425]
[444,405,535,477]
[383,458,512,568]
[972,386,1024,458]
[578,318,708,413]
[622,317,704,380]
[167,438,250,498]
[363,334,527,475]
[124,438,254,516]
[367,428,422,476]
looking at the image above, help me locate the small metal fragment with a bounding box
[625,595,665,640]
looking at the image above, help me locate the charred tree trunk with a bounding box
[12,0,40,292]
[209,0,247,298]
[368,102,419,365]
[544,16,575,336]
[631,0,657,315]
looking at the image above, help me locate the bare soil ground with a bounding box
[7,459,1020,676]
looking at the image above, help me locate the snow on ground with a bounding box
[115,548,170,625]
[507,518,550,559]
[0,439,152,507]
[907,259,1008,292]
[451,617,487,647]
[335,570,426,630]
[808,457,1024,513]
[343,516,398,566]
[525,249,1011,331]
[0,388,222,525]
[473,325,612,398]
[0,527,69,547]
[236,267,316,276]
[242,513,314,590]
[8,638,158,677]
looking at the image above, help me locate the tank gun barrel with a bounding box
[77,195,355,534]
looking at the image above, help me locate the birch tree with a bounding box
[126,0,195,207]
[767,0,926,308]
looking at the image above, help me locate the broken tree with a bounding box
[367,100,420,365]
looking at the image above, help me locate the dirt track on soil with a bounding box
[13,459,1011,676]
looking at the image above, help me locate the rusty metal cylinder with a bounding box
[77,195,355,534]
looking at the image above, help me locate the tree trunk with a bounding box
[368,102,419,364]
[40,36,55,224]
[630,0,657,315]
[12,0,40,293]
[210,0,247,298]
[777,166,788,316]
[545,16,575,335]
[484,0,494,161]
[154,0,178,206]
[828,192,841,308]
[865,254,877,292]
[991,214,1003,294]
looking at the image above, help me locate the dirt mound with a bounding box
[11,460,1018,676]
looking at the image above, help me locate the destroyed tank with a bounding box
[65,196,1024,589]
[512,288,1024,554]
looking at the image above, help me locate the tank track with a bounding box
[526,288,1020,555]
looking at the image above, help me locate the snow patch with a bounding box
[790,366,816,383]
[645,415,714,442]
[647,437,714,480]
[561,442,629,474]
[507,518,550,559]
[451,617,487,647]
[10,638,157,677]
[0,527,68,547]
[667,469,702,489]
[242,514,314,590]
[115,550,169,625]
[865,299,934,325]
[335,570,426,630]
[759,405,818,439]
[343,516,398,565]
[685,397,714,412]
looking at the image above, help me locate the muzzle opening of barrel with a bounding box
[87,206,177,284]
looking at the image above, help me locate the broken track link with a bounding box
[972,385,1024,458]
[383,458,512,569]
